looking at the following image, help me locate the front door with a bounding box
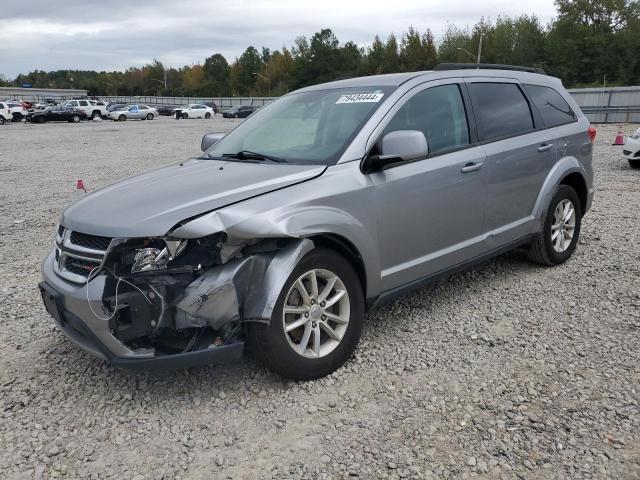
[370,81,487,291]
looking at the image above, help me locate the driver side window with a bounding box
[384,84,470,155]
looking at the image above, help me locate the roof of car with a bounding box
[295,65,559,93]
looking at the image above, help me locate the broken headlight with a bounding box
[127,233,227,275]
[131,239,188,273]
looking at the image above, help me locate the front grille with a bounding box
[64,257,98,277]
[70,231,112,251]
[54,229,111,282]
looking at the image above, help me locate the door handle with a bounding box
[537,143,554,152]
[461,161,484,173]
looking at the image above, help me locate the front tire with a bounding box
[118,114,126,122]
[248,248,364,381]
[182,112,189,119]
[91,110,101,120]
[629,159,640,169]
[528,185,582,266]
[0,116,4,125]
[72,115,80,123]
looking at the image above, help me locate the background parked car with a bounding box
[107,103,127,113]
[157,104,179,116]
[222,105,258,118]
[0,102,11,124]
[203,101,219,113]
[173,104,215,119]
[109,104,158,121]
[6,102,28,121]
[63,99,107,119]
[26,106,87,123]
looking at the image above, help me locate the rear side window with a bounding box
[469,83,534,141]
[384,84,470,155]
[525,84,576,127]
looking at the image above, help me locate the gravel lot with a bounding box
[1,118,639,480]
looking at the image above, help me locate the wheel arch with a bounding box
[309,233,367,298]
[531,156,588,232]
[559,172,588,214]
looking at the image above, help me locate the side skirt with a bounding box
[366,235,532,311]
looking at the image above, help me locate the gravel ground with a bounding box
[1,118,639,480]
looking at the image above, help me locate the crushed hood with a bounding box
[61,158,326,237]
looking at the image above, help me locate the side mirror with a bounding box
[201,132,226,152]
[364,130,429,172]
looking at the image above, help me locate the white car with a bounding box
[6,101,28,121]
[173,104,215,119]
[0,101,11,124]
[108,104,158,121]
[63,99,108,119]
[623,127,640,169]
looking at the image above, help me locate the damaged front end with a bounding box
[83,233,313,368]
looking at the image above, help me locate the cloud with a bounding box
[0,0,557,78]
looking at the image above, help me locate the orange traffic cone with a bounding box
[613,126,625,145]
[76,179,86,199]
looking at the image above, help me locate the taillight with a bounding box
[588,126,597,143]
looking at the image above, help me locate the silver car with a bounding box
[109,104,158,121]
[40,64,594,379]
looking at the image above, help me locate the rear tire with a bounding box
[146,113,154,120]
[247,248,364,381]
[528,185,582,266]
[628,159,640,169]
[91,110,101,120]
[0,116,4,125]
[205,112,211,119]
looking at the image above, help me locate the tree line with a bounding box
[3,0,639,97]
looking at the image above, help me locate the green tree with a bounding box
[230,46,263,95]
[203,53,230,96]
[399,27,438,71]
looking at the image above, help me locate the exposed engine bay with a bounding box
[92,234,313,357]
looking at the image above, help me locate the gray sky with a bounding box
[0,0,557,78]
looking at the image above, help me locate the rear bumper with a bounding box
[39,252,244,370]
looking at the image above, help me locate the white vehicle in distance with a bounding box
[173,104,215,119]
[0,101,12,124]
[108,104,158,121]
[623,127,640,169]
[63,99,108,119]
[6,101,28,121]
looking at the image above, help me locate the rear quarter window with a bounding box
[469,83,534,141]
[525,84,576,127]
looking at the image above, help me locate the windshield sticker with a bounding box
[336,93,384,104]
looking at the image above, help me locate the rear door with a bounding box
[466,79,556,248]
[370,80,487,291]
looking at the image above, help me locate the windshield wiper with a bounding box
[221,150,287,163]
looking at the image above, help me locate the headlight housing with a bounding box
[131,239,188,273]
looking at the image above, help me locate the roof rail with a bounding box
[434,63,546,75]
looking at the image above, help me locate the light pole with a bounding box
[456,48,477,62]
[456,33,483,64]
[252,72,270,95]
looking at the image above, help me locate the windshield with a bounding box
[206,86,394,165]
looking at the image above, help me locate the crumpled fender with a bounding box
[175,238,314,328]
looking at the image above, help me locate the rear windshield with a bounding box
[206,86,395,165]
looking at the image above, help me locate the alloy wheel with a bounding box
[551,199,576,253]
[282,269,350,359]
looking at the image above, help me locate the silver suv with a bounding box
[40,64,594,379]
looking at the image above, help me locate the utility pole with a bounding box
[477,33,483,64]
